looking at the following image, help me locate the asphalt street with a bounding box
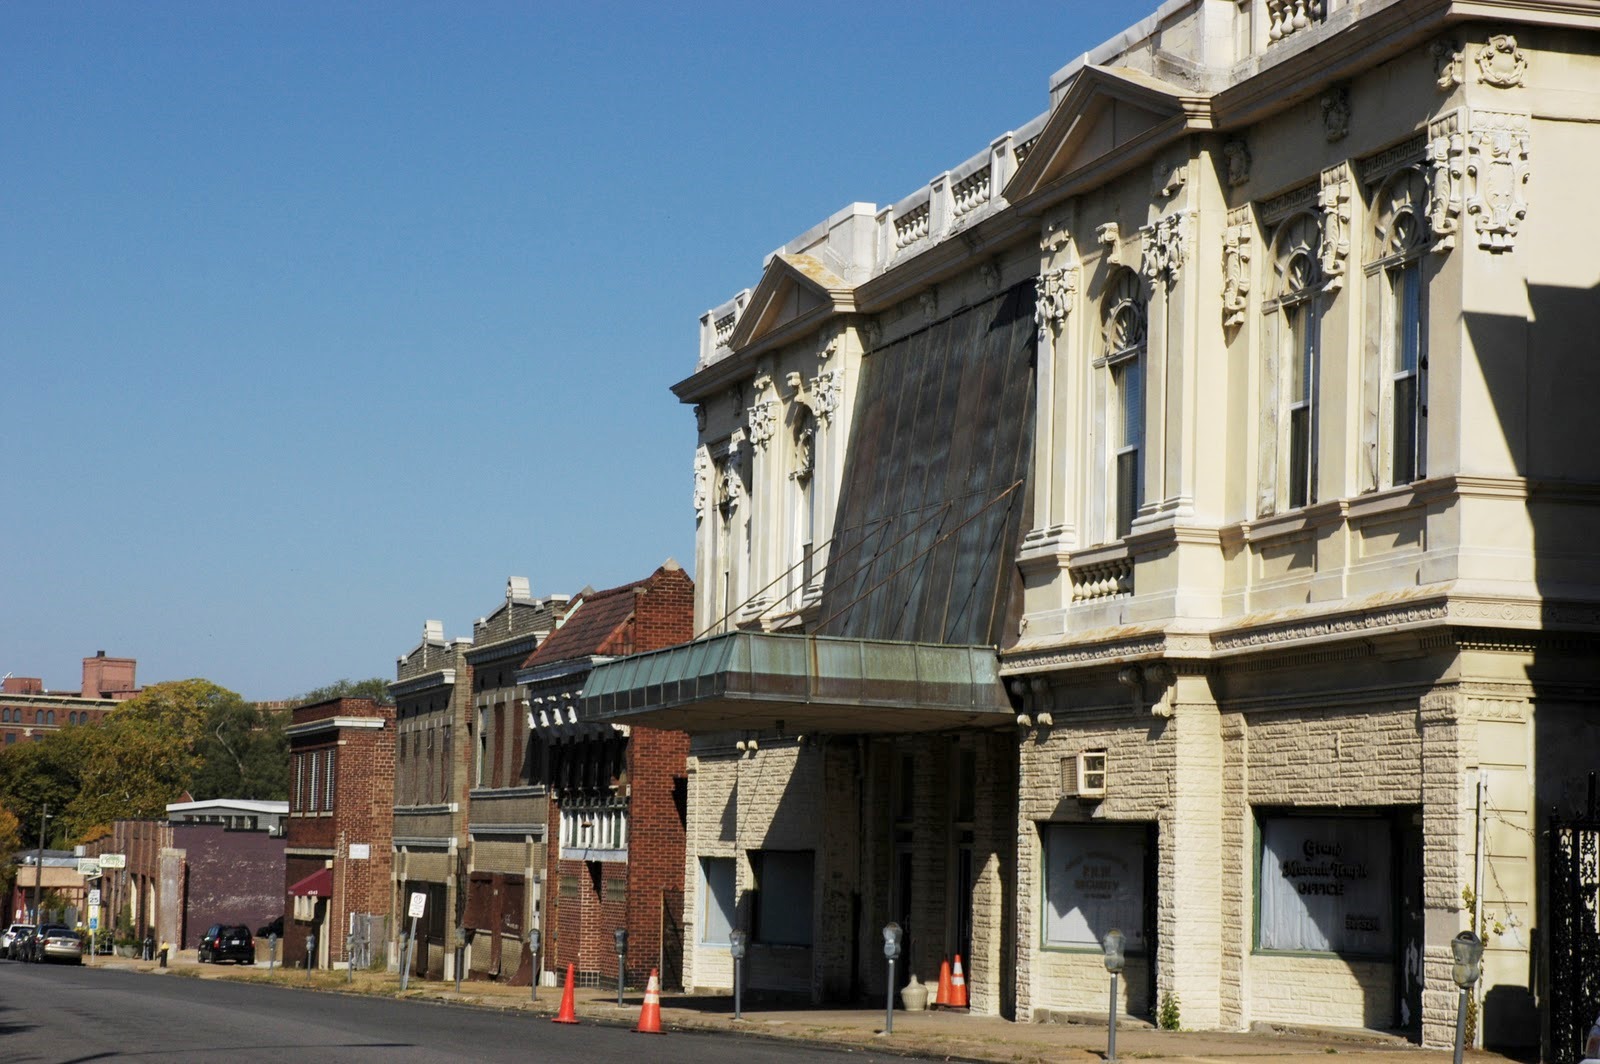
[0,959,912,1063]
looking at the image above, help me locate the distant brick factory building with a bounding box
[0,651,141,744]
[283,696,394,969]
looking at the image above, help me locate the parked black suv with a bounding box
[198,924,254,964]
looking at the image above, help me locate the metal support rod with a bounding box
[455,946,463,993]
[1453,986,1468,1064]
[616,957,626,1007]
[400,915,418,991]
[733,956,742,1021]
[1107,971,1119,1063]
[347,935,355,984]
[530,939,538,1003]
[32,804,50,925]
[884,956,895,1035]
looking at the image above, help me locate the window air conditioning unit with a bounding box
[1076,750,1108,799]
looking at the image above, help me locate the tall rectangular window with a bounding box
[750,849,814,946]
[324,748,336,810]
[476,707,488,788]
[1390,263,1422,484]
[1113,356,1143,538]
[294,754,304,813]
[1286,302,1317,509]
[308,751,320,813]
[700,857,736,944]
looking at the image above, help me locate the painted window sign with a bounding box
[1042,823,1147,950]
[1258,815,1392,955]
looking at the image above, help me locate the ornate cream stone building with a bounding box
[587,0,1600,1056]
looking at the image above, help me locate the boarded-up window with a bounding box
[463,872,494,929]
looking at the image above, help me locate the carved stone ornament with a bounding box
[1426,110,1465,253]
[918,287,939,322]
[1465,110,1530,252]
[1039,220,1071,255]
[1321,85,1351,142]
[694,403,707,432]
[1035,264,1078,342]
[1221,208,1253,328]
[1096,222,1123,266]
[1140,212,1186,284]
[746,399,777,449]
[1152,158,1187,199]
[1430,38,1463,90]
[819,325,841,362]
[784,371,805,397]
[693,450,711,520]
[751,370,773,397]
[1475,34,1528,88]
[1317,164,1352,290]
[862,317,883,350]
[1223,138,1251,188]
[979,260,1001,292]
[810,370,840,424]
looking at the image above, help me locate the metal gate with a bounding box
[1550,775,1600,1064]
[346,913,386,971]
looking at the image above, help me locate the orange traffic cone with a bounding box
[949,954,969,1009]
[553,963,578,1024]
[934,957,952,1007]
[635,967,663,1034]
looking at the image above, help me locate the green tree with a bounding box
[293,677,393,706]
[190,700,289,801]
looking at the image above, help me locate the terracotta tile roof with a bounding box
[522,577,648,668]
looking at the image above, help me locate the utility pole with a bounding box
[32,803,51,924]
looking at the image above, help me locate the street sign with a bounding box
[348,843,370,860]
[408,891,427,919]
[89,916,98,931]
[77,859,100,877]
[88,889,101,907]
[98,853,126,869]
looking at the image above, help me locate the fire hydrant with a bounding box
[158,941,172,968]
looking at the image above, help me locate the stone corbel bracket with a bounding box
[1117,662,1176,717]
[1427,110,1466,253]
[1221,206,1253,328]
[1465,110,1530,252]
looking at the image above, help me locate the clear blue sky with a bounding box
[4,2,1149,701]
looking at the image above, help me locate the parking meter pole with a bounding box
[306,930,316,983]
[529,929,541,1003]
[268,934,276,971]
[1107,972,1119,1063]
[734,955,742,1021]
[347,934,355,984]
[884,955,895,1035]
[400,914,418,992]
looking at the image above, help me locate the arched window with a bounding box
[1366,168,1430,487]
[1102,270,1147,539]
[1265,213,1323,511]
[45,710,55,725]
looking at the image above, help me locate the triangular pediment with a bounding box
[1005,66,1212,208]
[726,253,855,353]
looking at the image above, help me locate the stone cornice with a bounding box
[1003,592,1600,675]
[285,716,388,739]
[388,670,455,699]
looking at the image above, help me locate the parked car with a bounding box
[7,926,37,961]
[36,927,82,965]
[1,923,34,957]
[1581,1008,1600,1063]
[26,925,70,963]
[197,924,255,964]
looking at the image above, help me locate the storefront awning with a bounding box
[580,631,1013,734]
[288,867,332,898]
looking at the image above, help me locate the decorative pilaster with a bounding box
[1318,164,1352,290]
[1427,110,1465,254]
[1222,207,1253,328]
[1419,688,1470,1049]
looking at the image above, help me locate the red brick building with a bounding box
[0,652,140,745]
[517,561,693,989]
[283,696,395,969]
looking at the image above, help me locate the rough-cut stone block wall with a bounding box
[970,731,1018,1017]
[1249,954,1395,1027]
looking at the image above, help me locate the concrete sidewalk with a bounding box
[89,950,1526,1063]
